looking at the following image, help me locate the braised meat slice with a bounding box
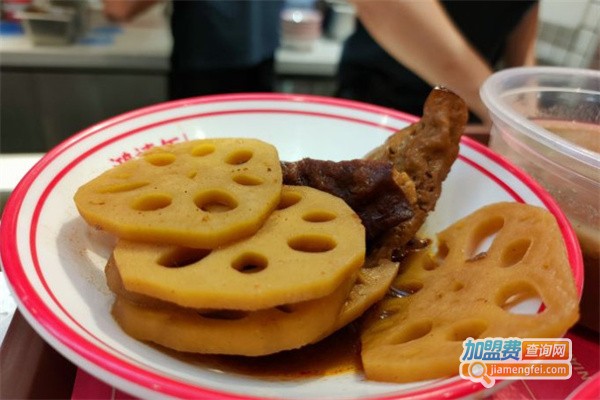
[282,87,467,259]
[367,87,468,260]
[281,158,414,243]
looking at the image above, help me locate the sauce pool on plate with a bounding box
[164,323,362,379]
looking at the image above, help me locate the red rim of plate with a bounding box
[568,371,600,400]
[0,93,584,400]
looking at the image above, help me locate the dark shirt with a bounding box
[337,0,537,116]
[170,0,284,72]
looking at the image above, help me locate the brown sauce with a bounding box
[162,323,362,380]
[536,119,600,153]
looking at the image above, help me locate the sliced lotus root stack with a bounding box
[112,185,366,311]
[74,138,282,248]
[106,249,394,356]
[361,202,579,383]
[107,250,399,345]
[108,261,357,356]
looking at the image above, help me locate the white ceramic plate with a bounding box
[1,94,583,400]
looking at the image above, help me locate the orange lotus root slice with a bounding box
[113,185,366,310]
[107,252,398,353]
[108,259,357,356]
[74,138,282,248]
[361,202,579,383]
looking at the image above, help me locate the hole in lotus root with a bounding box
[448,319,488,341]
[232,174,264,186]
[144,152,176,166]
[98,182,149,194]
[225,149,253,165]
[277,190,302,210]
[231,252,268,273]
[496,281,544,315]
[191,143,216,157]
[467,216,504,261]
[500,238,531,268]
[389,281,423,298]
[276,305,294,314]
[158,247,211,268]
[198,310,249,320]
[302,210,336,223]
[288,235,336,253]
[195,190,238,213]
[390,319,433,345]
[131,193,172,211]
[435,241,450,264]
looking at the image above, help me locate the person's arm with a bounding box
[503,3,539,67]
[103,0,159,22]
[349,0,493,125]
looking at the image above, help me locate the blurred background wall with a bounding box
[537,0,599,69]
[0,0,598,154]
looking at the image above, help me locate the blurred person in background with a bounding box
[336,0,539,126]
[103,0,284,100]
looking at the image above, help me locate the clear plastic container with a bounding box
[481,66,600,331]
